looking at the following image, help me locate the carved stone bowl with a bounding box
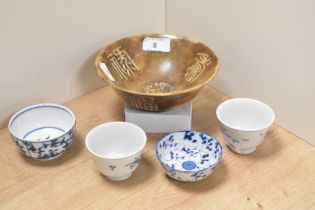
[95,33,219,111]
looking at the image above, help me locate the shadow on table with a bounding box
[102,154,156,187]
[19,135,83,167]
[166,160,228,192]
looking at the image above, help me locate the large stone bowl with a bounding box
[95,33,219,111]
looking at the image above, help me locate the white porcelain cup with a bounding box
[216,98,275,154]
[85,122,147,181]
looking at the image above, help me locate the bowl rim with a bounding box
[85,121,147,160]
[155,130,223,173]
[8,103,76,143]
[216,98,275,132]
[95,33,220,96]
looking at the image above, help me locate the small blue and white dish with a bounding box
[8,103,76,161]
[156,131,222,182]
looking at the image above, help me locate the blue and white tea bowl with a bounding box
[156,131,223,182]
[85,122,147,181]
[216,98,275,154]
[8,103,76,160]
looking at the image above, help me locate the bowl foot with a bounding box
[227,144,256,154]
[107,173,132,181]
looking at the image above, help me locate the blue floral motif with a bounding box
[11,126,75,160]
[183,131,194,140]
[202,154,209,158]
[200,159,209,165]
[232,139,240,143]
[168,171,177,178]
[125,156,141,170]
[191,171,208,180]
[168,135,174,142]
[170,151,174,159]
[156,131,222,182]
[228,143,236,150]
[108,165,116,170]
[11,135,28,155]
[199,133,208,140]
[175,153,185,160]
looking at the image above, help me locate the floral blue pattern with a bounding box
[125,156,141,170]
[104,156,141,172]
[156,131,223,182]
[11,126,75,160]
[108,165,116,170]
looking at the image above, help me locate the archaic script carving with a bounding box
[128,95,159,111]
[184,53,211,83]
[144,82,176,93]
[107,46,139,80]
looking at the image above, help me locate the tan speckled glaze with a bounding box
[95,33,219,111]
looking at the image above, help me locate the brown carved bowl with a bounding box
[95,33,219,111]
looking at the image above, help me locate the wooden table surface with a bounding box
[0,86,314,210]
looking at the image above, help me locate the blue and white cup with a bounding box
[85,122,147,181]
[216,98,275,154]
[8,103,76,160]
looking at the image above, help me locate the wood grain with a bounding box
[0,86,314,210]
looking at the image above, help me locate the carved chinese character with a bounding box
[127,95,159,111]
[184,53,212,83]
[107,46,139,80]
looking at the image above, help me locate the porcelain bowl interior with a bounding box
[8,103,76,160]
[85,122,147,181]
[85,122,147,159]
[156,131,222,182]
[216,98,275,132]
[95,33,219,111]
